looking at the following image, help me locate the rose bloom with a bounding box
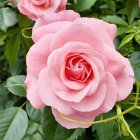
[25,10,134,129]
[18,0,67,20]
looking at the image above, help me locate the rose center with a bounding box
[31,0,49,7]
[65,53,93,83]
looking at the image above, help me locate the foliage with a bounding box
[0,0,140,140]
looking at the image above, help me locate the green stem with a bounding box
[22,27,32,39]
[136,106,140,109]
[116,105,137,140]
[134,81,140,106]
[123,118,137,140]
[100,114,103,120]
[20,100,28,108]
[60,106,136,125]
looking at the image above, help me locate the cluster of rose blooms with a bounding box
[11,0,134,129]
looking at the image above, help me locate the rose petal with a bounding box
[18,0,69,20]
[52,108,95,129]
[74,18,117,47]
[33,10,80,31]
[51,22,105,52]
[39,68,75,115]
[103,44,134,100]
[58,0,67,10]
[101,72,118,112]
[90,72,118,116]
[26,34,53,77]
[69,83,106,112]
[32,21,71,42]
[116,59,134,101]
[60,64,86,90]
[80,54,106,96]
[18,1,37,20]
[25,75,45,109]
[103,44,126,76]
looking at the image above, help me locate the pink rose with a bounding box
[18,0,67,20]
[25,10,134,129]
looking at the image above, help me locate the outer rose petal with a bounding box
[116,59,134,101]
[26,34,53,77]
[74,18,117,47]
[102,44,134,100]
[52,108,95,129]
[90,72,118,116]
[75,18,117,40]
[33,10,80,32]
[32,21,71,42]
[51,22,106,52]
[18,0,37,20]
[101,44,126,76]
[25,75,45,109]
[100,72,118,112]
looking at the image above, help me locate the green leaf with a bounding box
[23,121,43,140]
[22,137,30,140]
[0,31,6,44]
[26,102,43,123]
[30,133,43,140]
[119,33,135,49]
[0,107,28,140]
[54,125,74,140]
[135,33,140,45]
[67,128,85,140]
[18,14,33,28]
[116,27,129,37]
[126,28,136,34]
[0,8,17,32]
[6,75,26,97]
[93,111,116,140]
[74,0,97,12]
[42,108,74,140]
[126,0,139,24]
[5,32,21,64]
[121,103,140,118]
[26,121,39,135]
[102,15,128,26]
[131,120,140,139]
[117,136,132,140]
[22,35,33,54]
[105,0,115,12]
[130,52,140,81]
[9,59,24,76]
[74,0,77,4]
[42,107,57,140]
